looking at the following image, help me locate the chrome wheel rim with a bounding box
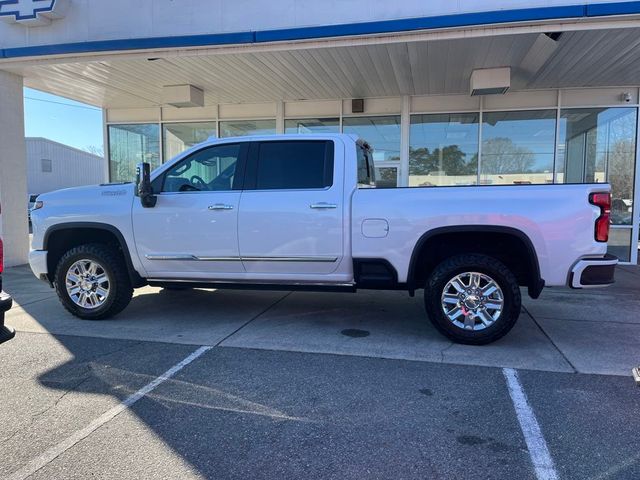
[441,272,504,331]
[65,259,110,309]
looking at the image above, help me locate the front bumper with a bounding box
[0,289,15,345]
[29,249,49,283]
[570,254,618,289]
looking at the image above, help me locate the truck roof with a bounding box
[205,133,360,143]
[161,133,363,167]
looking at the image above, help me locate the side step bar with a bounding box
[147,279,356,293]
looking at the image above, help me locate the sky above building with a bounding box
[23,87,103,153]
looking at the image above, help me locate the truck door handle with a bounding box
[310,203,338,209]
[208,204,234,210]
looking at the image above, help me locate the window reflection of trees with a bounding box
[560,108,636,225]
[478,138,537,175]
[410,145,475,176]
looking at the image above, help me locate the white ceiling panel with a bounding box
[6,28,640,109]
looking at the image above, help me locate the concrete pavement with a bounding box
[3,264,639,376]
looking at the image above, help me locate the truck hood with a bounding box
[38,183,136,204]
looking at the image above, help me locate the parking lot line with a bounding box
[7,345,213,480]
[503,368,558,480]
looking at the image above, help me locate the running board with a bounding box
[147,279,356,293]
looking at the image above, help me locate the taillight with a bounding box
[589,192,611,242]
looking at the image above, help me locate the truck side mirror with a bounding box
[136,162,157,208]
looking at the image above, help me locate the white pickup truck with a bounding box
[29,134,617,344]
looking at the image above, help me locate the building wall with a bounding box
[0,70,29,266]
[26,138,105,195]
[0,0,637,51]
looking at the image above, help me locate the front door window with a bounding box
[162,143,240,193]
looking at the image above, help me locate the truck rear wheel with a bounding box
[54,244,133,320]
[424,254,521,345]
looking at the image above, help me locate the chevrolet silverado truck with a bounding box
[28,134,617,344]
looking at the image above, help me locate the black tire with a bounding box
[54,243,133,320]
[424,254,521,345]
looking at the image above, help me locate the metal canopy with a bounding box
[4,27,640,108]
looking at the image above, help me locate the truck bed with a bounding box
[351,183,608,287]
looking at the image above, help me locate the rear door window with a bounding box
[247,141,334,190]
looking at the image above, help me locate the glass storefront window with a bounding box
[219,119,276,138]
[342,116,401,187]
[163,122,216,162]
[409,113,479,187]
[608,228,632,262]
[285,118,340,134]
[374,165,399,188]
[480,110,556,185]
[557,108,637,227]
[108,124,160,182]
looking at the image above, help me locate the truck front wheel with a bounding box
[54,244,133,320]
[424,254,521,345]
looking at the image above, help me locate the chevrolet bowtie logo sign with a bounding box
[0,0,69,26]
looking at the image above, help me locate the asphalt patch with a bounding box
[341,328,370,338]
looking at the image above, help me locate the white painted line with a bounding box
[503,368,559,480]
[8,345,213,480]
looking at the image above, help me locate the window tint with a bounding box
[162,144,240,193]
[254,141,333,190]
[357,145,375,187]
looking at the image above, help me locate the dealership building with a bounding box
[0,0,639,266]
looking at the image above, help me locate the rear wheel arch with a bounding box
[43,222,145,288]
[407,226,543,298]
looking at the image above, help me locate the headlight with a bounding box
[33,201,44,211]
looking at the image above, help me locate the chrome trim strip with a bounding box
[146,254,241,262]
[147,278,355,287]
[242,256,338,263]
[198,257,243,262]
[145,254,197,261]
[310,203,338,209]
[146,254,337,263]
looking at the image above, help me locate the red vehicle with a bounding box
[0,234,15,344]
